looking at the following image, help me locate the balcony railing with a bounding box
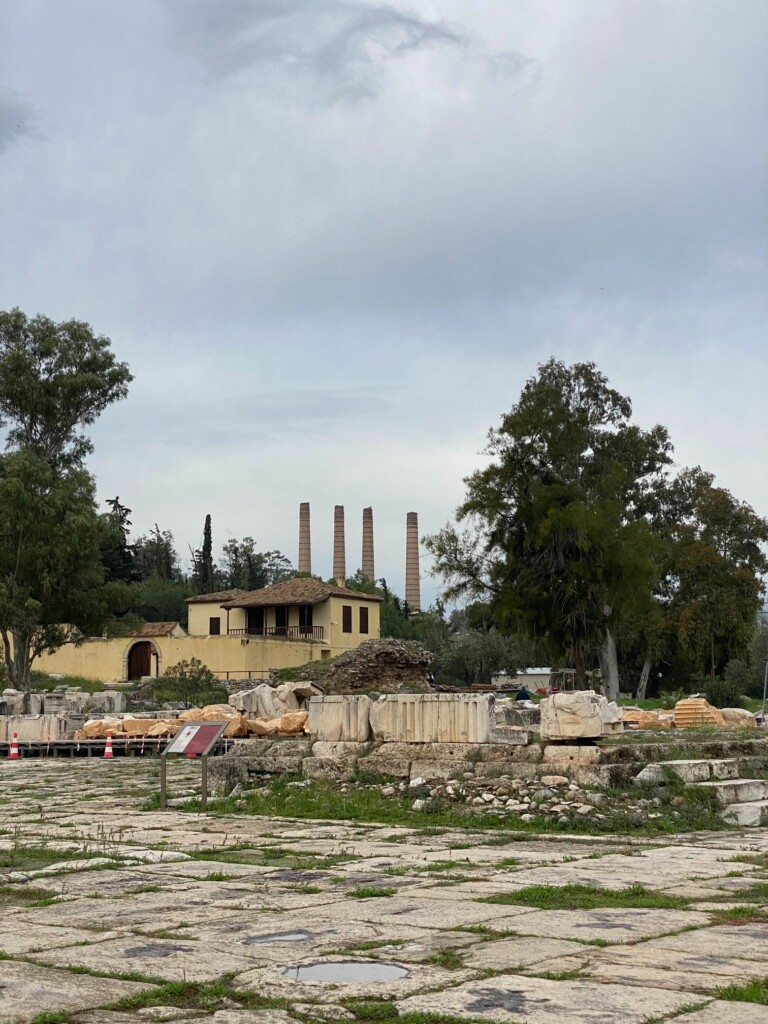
[228,626,324,641]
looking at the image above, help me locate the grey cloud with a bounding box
[0,87,35,153]
[168,0,527,101]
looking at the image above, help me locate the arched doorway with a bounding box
[125,640,160,680]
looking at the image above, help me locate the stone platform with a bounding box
[0,759,767,1023]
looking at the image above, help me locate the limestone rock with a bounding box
[720,707,757,728]
[540,690,624,741]
[279,710,309,734]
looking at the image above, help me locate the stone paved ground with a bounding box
[1,759,767,1023]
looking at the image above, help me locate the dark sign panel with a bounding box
[164,721,228,757]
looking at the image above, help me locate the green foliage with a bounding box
[480,882,691,910]
[0,449,106,688]
[716,977,768,1004]
[0,305,131,688]
[152,657,226,707]
[0,307,131,469]
[701,676,743,709]
[220,536,293,591]
[426,359,671,695]
[434,629,536,685]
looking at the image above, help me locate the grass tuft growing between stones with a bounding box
[347,886,397,899]
[344,1000,491,1023]
[480,882,691,911]
[107,975,290,1014]
[716,976,768,1003]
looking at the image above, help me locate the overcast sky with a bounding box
[1,0,766,606]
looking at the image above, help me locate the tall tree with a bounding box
[0,308,131,689]
[661,468,767,680]
[201,514,214,593]
[0,308,131,469]
[221,537,293,591]
[426,359,672,698]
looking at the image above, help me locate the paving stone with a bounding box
[397,974,704,1022]
[506,907,712,944]
[234,957,470,1004]
[0,920,120,954]
[674,1002,768,1023]
[462,936,588,969]
[34,933,257,981]
[646,923,768,962]
[0,960,156,1024]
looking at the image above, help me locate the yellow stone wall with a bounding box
[34,596,380,683]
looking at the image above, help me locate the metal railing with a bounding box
[228,625,324,641]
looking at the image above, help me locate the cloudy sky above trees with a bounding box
[1,0,766,603]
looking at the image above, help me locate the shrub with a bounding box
[703,677,743,709]
[153,658,227,708]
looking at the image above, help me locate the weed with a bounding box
[425,947,465,969]
[709,905,768,926]
[347,886,397,899]
[716,977,768,1004]
[480,883,692,911]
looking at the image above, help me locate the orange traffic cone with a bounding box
[8,732,20,760]
[103,733,114,759]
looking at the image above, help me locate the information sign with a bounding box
[164,721,228,757]
[159,721,229,810]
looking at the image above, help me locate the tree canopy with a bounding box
[0,310,131,690]
[426,359,767,698]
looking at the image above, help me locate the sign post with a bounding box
[160,722,228,810]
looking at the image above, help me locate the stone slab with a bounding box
[462,936,587,970]
[396,974,700,1023]
[369,693,494,744]
[646,923,768,962]
[235,957,469,1005]
[673,1002,768,1023]
[507,907,711,944]
[308,695,372,742]
[0,960,156,1024]
[33,933,257,981]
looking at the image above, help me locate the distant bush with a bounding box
[702,677,743,709]
[153,657,227,708]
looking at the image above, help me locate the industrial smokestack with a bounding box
[405,511,421,612]
[362,507,375,582]
[298,502,311,575]
[333,505,346,586]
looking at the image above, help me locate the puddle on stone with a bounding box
[283,961,409,983]
[245,930,312,944]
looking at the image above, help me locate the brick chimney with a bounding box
[362,506,375,582]
[405,511,421,612]
[298,502,311,575]
[333,505,346,586]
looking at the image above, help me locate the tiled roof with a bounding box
[131,622,180,637]
[221,577,383,609]
[186,589,250,605]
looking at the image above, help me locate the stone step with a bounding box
[633,759,739,785]
[659,758,739,782]
[696,779,768,805]
[720,800,768,827]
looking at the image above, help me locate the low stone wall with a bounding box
[0,713,86,742]
[308,693,533,746]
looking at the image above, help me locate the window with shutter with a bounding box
[342,605,352,633]
[359,607,369,634]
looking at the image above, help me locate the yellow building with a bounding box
[35,579,382,684]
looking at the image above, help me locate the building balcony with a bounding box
[228,626,324,641]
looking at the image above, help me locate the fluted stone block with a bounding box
[308,694,372,742]
[369,693,494,744]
